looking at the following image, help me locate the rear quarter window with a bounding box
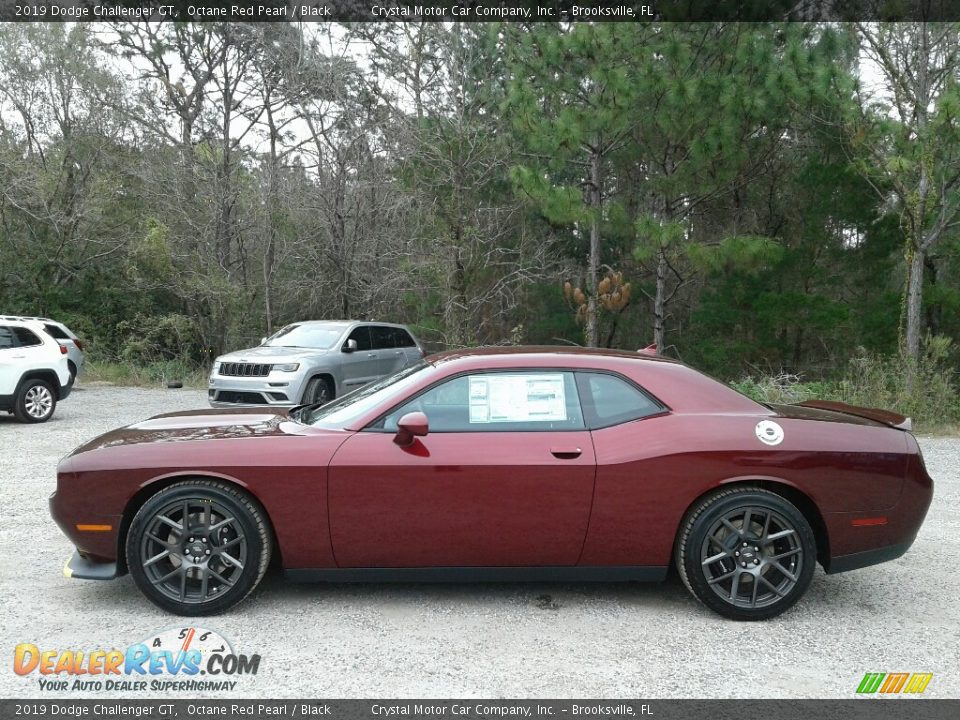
[43,323,70,340]
[577,372,665,428]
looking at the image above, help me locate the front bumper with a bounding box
[208,374,304,407]
[63,550,118,580]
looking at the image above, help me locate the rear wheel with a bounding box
[126,480,271,616]
[14,379,56,423]
[675,488,816,620]
[302,375,333,405]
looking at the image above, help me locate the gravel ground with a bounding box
[1,384,957,699]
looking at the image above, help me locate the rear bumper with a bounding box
[826,537,917,574]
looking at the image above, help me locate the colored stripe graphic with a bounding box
[904,673,933,694]
[880,673,910,693]
[857,673,886,693]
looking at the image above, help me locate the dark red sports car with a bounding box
[51,347,933,620]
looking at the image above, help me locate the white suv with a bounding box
[0,319,73,423]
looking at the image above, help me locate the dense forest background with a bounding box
[1,22,959,416]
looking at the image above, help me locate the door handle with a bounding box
[366,352,376,357]
[551,447,582,459]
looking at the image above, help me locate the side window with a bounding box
[370,326,395,350]
[345,326,372,351]
[392,328,416,348]
[0,326,14,349]
[577,372,664,428]
[377,371,584,432]
[12,327,42,348]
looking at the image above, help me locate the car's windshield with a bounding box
[304,361,433,428]
[263,323,346,349]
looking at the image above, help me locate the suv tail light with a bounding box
[73,339,84,351]
[58,344,68,355]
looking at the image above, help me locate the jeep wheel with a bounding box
[14,379,57,423]
[302,376,333,406]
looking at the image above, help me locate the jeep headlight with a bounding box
[274,363,300,372]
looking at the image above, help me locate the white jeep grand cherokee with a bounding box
[0,319,73,423]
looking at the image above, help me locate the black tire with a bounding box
[126,480,271,616]
[13,379,57,423]
[302,375,333,405]
[675,487,816,621]
[68,361,77,385]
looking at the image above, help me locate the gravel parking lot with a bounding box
[1,384,957,699]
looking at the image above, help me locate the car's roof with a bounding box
[419,345,764,416]
[428,345,679,365]
[289,319,411,329]
[0,315,61,325]
[0,317,47,327]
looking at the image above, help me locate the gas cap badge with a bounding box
[755,420,785,446]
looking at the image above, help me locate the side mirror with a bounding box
[394,411,428,446]
[260,336,267,345]
[342,338,358,353]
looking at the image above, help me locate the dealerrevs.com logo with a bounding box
[856,672,933,695]
[13,627,260,693]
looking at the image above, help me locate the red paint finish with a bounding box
[50,347,934,580]
[328,430,596,567]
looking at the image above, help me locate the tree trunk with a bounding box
[585,150,601,347]
[904,246,925,390]
[653,247,666,354]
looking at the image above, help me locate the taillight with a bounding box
[73,339,84,351]
[58,344,68,355]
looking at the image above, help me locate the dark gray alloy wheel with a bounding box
[127,480,271,616]
[14,379,56,423]
[303,376,333,405]
[675,488,816,620]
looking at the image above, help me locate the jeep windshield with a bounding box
[263,323,347,349]
[302,361,432,428]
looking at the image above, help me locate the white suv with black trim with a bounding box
[0,319,73,423]
[208,320,424,408]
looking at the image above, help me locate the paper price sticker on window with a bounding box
[469,374,567,424]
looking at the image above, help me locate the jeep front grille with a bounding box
[219,362,272,377]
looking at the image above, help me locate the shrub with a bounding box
[731,335,959,427]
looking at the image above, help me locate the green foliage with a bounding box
[114,314,206,365]
[733,336,959,427]
[0,21,957,426]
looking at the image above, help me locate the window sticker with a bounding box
[468,374,567,424]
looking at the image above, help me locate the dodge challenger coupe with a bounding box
[50,347,933,620]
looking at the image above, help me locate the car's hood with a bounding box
[216,346,329,362]
[69,408,299,455]
[770,401,911,429]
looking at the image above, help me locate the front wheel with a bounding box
[126,480,271,616]
[301,376,333,405]
[675,488,816,620]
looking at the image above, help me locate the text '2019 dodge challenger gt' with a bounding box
[50,347,933,620]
